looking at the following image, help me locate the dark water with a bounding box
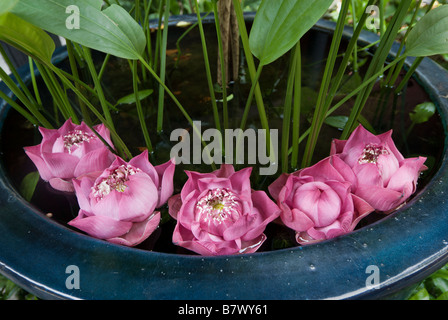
[0,21,444,254]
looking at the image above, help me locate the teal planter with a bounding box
[0,16,448,300]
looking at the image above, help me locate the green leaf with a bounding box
[11,0,146,60]
[409,102,436,124]
[0,0,18,15]
[408,287,431,300]
[19,171,40,202]
[249,0,334,65]
[0,13,55,64]
[324,115,348,130]
[406,5,448,57]
[116,89,153,105]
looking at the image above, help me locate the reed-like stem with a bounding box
[156,0,170,133]
[194,0,222,134]
[341,0,412,140]
[28,57,42,107]
[0,44,38,107]
[301,0,350,168]
[81,47,115,131]
[133,60,153,153]
[66,39,90,125]
[232,0,273,163]
[0,89,39,126]
[288,54,407,157]
[47,63,132,160]
[0,66,52,128]
[213,0,229,130]
[281,45,299,173]
[290,42,302,170]
[138,55,217,170]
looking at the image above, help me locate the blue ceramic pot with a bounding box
[1,16,448,300]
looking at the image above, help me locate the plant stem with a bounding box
[0,44,38,107]
[0,66,52,128]
[341,0,412,140]
[174,11,212,68]
[0,89,39,126]
[66,39,90,125]
[288,54,407,156]
[379,0,386,37]
[194,0,222,134]
[137,55,217,170]
[58,68,117,112]
[350,0,358,72]
[81,47,115,131]
[330,56,407,118]
[232,0,273,162]
[28,63,69,121]
[239,64,263,131]
[281,45,299,173]
[301,0,350,168]
[213,0,229,130]
[291,42,301,170]
[394,0,436,94]
[28,57,42,107]
[395,57,423,93]
[143,0,153,73]
[81,47,132,158]
[34,61,79,124]
[47,63,132,160]
[98,54,111,81]
[49,66,76,121]
[153,0,164,72]
[156,0,170,133]
[383,0,422,88]
[133,60,153,153]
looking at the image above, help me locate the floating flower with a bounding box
[269,156,374,244]
[331,125,427,212]
[68,150,175,247]
[24,119,115,192]
[168,164,281,256]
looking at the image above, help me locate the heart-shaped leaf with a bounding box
[406,5,448,57]
[249,0,334,65]
[11,0,146,60]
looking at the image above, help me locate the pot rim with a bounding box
[0,16,448,300]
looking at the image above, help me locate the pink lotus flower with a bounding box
[68,150,175,247]
[24,119,115,192]
[168,164,281,256]
[331,125,427,212]
[269,156,374,244]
